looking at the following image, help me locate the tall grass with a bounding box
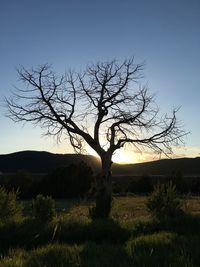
[1,196,200,266]
[0,186,22,224]
[1,235,199,267]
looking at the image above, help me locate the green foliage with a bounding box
[2,197,200,266]
[0,186,22,224]
[32,195,56,222]
[0,244,82,267]
[25,243,82,267]
[1,237,199,267]
[146,181,182,222]
[53,218,129,244]
[126,232,194,267]
[0,243,130,267]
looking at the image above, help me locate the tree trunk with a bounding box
[94,153,113,218]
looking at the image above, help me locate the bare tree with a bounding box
[6,58,185,218]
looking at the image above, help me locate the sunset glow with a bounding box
[0,1,199,162]
[112,150,131,164]
[86,145,143,164]
[112,149,136,164]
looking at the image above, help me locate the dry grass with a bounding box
[111,196,149,222]
[181,196,200,214]
[23,195,200,222]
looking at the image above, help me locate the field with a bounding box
[1,196,200,266]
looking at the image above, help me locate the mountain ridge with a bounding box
[0,150,200,175]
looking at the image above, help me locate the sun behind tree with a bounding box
[5,57,186,218]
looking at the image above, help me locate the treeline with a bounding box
[113,171,200,195]
[1,164,200,199]
[0,161,93,199]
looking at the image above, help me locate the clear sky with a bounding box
[0,0,200,163]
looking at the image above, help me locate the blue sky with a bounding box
[0,0,200,162]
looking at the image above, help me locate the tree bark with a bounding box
[94,153,113,218]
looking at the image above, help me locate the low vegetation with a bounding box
[0,186,22,224]
[32,195,56,223]
[2,167,200,200]
[1,183,200,266]
[146,181,182,223]
[0,162,93,199]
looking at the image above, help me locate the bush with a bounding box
[41,161,93,198]
[32,195,56,222]
[126,232,193,267]
[146,181,182,223]
[0,186,22,224]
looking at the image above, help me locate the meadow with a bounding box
[1,195,200,266]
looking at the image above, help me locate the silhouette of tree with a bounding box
[6,58,186,218]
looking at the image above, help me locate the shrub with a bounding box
[146,181,182,223]
[126,232,193,267]
[42,161,93,198]
[32,195,56,222]
[0,186,22,224]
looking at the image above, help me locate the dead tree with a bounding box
[5,58,186,218]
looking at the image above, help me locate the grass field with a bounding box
[1,196,200,266]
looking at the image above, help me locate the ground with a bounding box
[1,196,200,266]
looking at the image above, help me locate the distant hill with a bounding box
[114,157,200,176]
[0,151,100,174]
[0,150,200,175]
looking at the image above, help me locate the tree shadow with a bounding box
[53,218,130,244]
[80,242,131,267]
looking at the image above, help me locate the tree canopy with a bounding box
[6,58,185,158]
[5,57,186,218]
